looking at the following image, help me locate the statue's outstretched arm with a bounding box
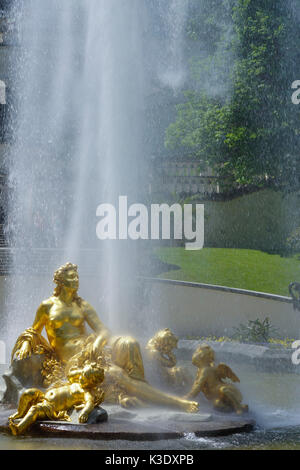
[148,349,176,368]
[12,303,50,361]
[78,391,94,423]
[185,370,206,399]
[108,365,198,413]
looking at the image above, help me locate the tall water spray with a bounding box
[4,0,146,346]
[4,0,190,348]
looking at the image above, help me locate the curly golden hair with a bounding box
[149,328,179,353]
[53,262,82,305]
[81,363,105,387]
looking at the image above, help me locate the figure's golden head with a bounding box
[79,363,105,389]
[152,328,179,353]
[53,262,79,295]
[192,344,215,367]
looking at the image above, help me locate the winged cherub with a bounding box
[185,344,248,415]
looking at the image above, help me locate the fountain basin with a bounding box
[143,278,298,338]
[0,406,254,441]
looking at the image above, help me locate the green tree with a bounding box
[166,0,300,188]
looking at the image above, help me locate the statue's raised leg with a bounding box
[9,388,44,421]
[10,402,48,436]
[110,336,145,381]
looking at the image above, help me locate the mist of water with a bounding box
[157,0,189,91]
[4,0,147,345]
[3,0,192,348]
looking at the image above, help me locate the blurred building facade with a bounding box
[149,156,222,197]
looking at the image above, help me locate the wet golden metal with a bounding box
[185,344,248,415]
[146,328,179,368]
[146,328,192,388]
[10,263,199,434]
[9,363,105,435]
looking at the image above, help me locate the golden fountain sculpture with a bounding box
[146,328,179,370]
[9,363,105,436]
[9,263,199,433]
[185,344,248,415]
[146,328,193,389]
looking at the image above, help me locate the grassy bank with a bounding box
[155,247,300,296]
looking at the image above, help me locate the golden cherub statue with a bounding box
[146,329,179,368]
[9,363,105,435]
[146,328,192,389]
[185,344,248,415]
[9,263,199,415]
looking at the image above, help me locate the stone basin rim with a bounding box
[0,409,255,441]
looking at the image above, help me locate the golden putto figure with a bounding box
[10,263,199,418]
[9,363,105,435]
[146,328,192,389]
[146,328,179,369]
[185,344,248,415]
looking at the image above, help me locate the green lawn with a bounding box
[155,247,300,296]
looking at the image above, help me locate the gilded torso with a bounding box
[44,297,88,361]
[44,383,85,410]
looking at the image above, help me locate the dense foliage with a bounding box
[166,0,300,188]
